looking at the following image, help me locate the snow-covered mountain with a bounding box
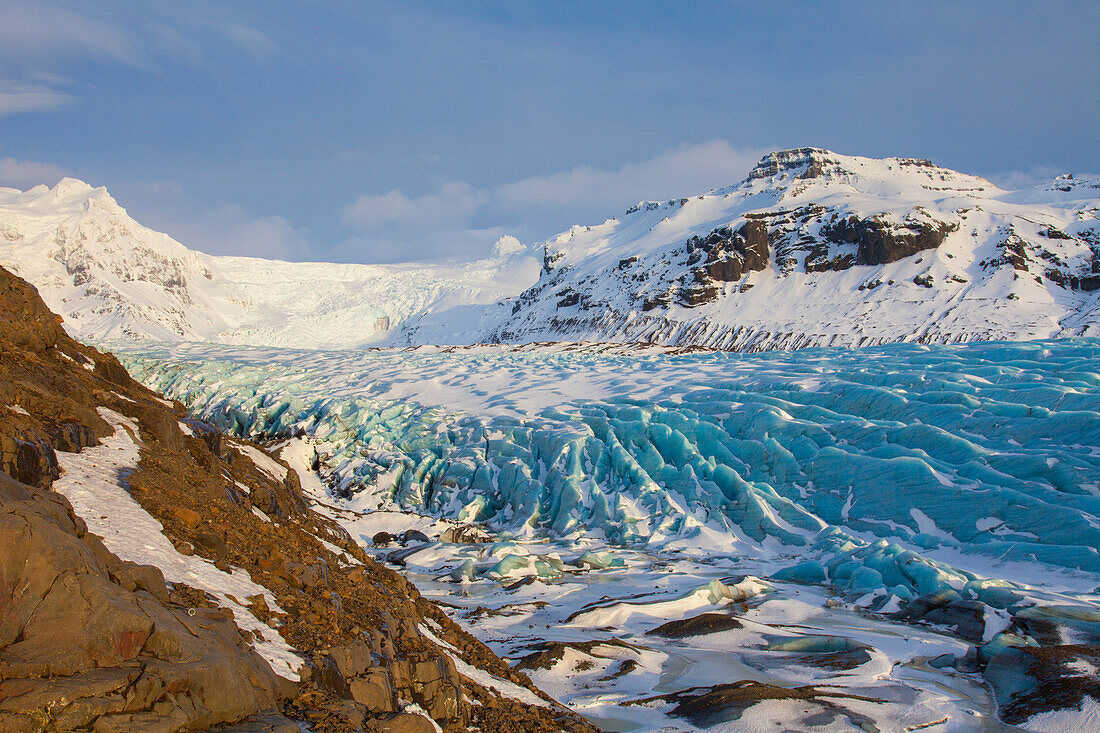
[0,179,539,349]
[493,148,1100,349]
[2,148,1098,350]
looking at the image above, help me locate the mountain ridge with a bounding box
[1,149,1097,350]
[493,148,1100,349]
[0,262,596,732]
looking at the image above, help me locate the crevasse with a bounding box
[115,339,1100,582]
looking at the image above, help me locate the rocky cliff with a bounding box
[0,264,595,732]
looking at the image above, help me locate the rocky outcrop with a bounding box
[0,265,597,733]
[0,267,62,352]
[687,221,770,283]
[820,214,958,266]
[0,472,290,732]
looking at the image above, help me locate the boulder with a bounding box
[0,471,289,731]
[173,506,203,530]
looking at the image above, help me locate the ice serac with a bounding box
[493,148,1100,349]
[0,180,540,348]
[116,338,1100,579]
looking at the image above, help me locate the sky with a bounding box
[0,1,1097,264]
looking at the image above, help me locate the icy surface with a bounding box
[115,339,1100,575]
[112,338,1100,730]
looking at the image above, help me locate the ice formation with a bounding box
[113,337,1100,730]
[117,338,1100,582]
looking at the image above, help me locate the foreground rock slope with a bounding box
[0,264,596,732]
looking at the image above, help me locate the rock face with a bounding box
[0,265,597,733]
[0,473,289,731]
[820,214,958,266]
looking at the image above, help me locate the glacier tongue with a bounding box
[114,337,1100,731]
[114,338,1100,581]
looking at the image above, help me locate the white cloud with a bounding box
[0,157,68,189]
[343,182,487,233]
[0,80,75,117]
[155,204,311,261]
[497,140,768,212]
[340,140,772,261]
[986,165,1068,191]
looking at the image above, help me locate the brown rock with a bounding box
[325,640,372,679]
[173,506,203,530]
[108,561,169,602]
[0,266,62,352]
[0,470,288,731]
[368,713,438,733]
[349,671,394,712]
[193,531,228,558]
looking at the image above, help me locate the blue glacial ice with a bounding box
[114,339,1100,606]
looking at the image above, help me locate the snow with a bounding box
[2,151,1098,351]
[234,442,288,482]
[417,624,550,708]
[1023,696,1100,733]
[0,178,540,349]
[50,407,305,680]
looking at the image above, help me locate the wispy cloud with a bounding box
[0,80,75,117]
[0,156,69,189]
[0,2,136,65]
[211,22,277,59]
[340,140,771,262]
[985,165,1069,191]
[0,4,278,119]
[343,182,487,234]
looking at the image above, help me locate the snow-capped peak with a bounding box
[0,180,540,348]
[0,151,1097,352]
[493,148,1100,349]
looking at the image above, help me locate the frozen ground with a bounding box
[111,339,1100,731]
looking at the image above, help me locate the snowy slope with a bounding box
[493,148,1100,349]
[2,148,1098,350]
[0,179,539,348]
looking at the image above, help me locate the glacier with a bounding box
[113,338,1100,730]
[116,339,1100,575]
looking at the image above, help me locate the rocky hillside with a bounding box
[493,148,1100,349]
[0,264,595,732]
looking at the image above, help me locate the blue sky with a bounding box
[1,1,1097,263]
